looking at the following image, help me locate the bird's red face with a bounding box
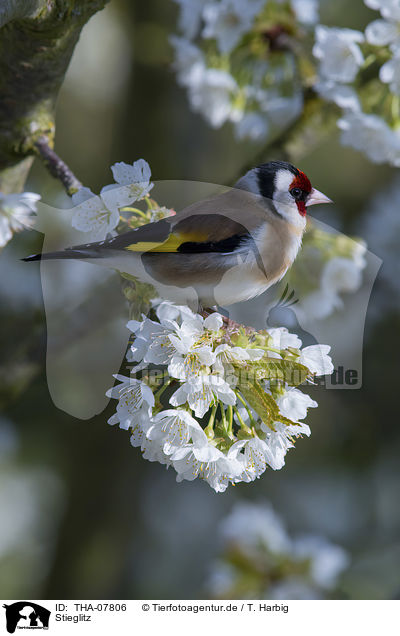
[288,170,312,217]
[255,161,332,223]
[281,166,332,218]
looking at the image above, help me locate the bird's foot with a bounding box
[221,315,243,334]
[200,307,255,338]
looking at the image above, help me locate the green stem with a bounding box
[204,404,217,439]
[233,405,252,435]
[235,391,256,426]
[220,401,227,432]
[392,95,400,125]
[226,405,233,437]
[154,378,172,403]
[145,196,160,211]
[362,54,377,70]
[121,206,148,218]
[265,347,283,356]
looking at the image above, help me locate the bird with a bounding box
[23,161,332,309]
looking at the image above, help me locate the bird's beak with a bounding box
[307,188,333,206]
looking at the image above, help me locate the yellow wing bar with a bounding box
[125,231,208,253]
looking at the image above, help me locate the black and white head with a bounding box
[237,160,332,226]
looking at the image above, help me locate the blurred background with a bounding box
[0,0,399,600]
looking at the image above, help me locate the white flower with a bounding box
[167,313,222,380]
[71,186,121,238]
[106,375,154,430]
[364,0,400,87]
[234,112,269,141]
[127,303,222,376]
[297,288,340,320]
[172,438,244,492]
[173,0,209,39]
[292,535,350,588]
[365,18,400,48]
[202,0,265,54]
[154,299,196,323]
[237,435,269,480]
[219,500,291,554]
[297,253,366,321]
[188,68,238,127]
[365,1,400,50]
[267,327,302,350]
[364,3,400,97]
[213,343,264,377]
[291,0,319,25]
[365,0,400,21]
[127,315,175,369]
[170,36,206,86]
[338,111,400,166]
[276,387,318,421]
[126,302,198,370]
[313,26,364,83]
[71,159,153,238]
[146,408,205,455]
[321,256,365,297]
[380,50,400,94]
[208,501,349,597]
[0,192,40,248]
[140,435,171,465]
[299,344,334,376]
[234,414,311,478]
[314,81,361,112]
[110,159,153,201]
[170,371,236,418]
[148,205,176,222]
[263,420,311,469]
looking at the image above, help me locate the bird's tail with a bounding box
[22,249,101,263]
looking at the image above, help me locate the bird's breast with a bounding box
[253,220,304,283]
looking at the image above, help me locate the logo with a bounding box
[2,603,50,634]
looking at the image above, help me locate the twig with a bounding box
[34,136,82,196]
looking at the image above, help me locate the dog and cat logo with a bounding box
[2,603,50,633]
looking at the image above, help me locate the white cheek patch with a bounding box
[273,169,296,211]
[273,169,306,228]
[274,169,295,196]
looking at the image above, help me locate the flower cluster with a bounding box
[171,0,400,166]
[207,500,349,598]
[170,0,318,141]
[313,1,400,166]
[0,191,40,249]
[71,159,155,239]
[107,299,333,492]
[283,221,367,321]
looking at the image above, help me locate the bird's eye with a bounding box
[290,188,302,200]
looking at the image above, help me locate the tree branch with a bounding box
[0,0,109,193]
[34,136,82,195]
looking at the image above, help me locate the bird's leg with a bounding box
[200,305,218,318]
[222,315,241,333]
[200,306,238,330]
[200,306,255,338]
[223,316,256,337]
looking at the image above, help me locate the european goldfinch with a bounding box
[23,161,331,308]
